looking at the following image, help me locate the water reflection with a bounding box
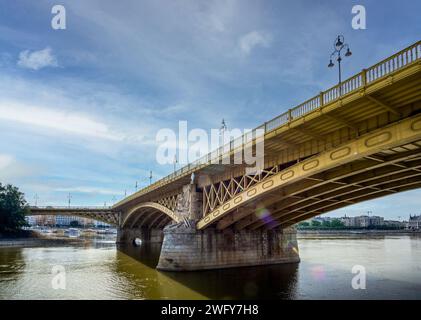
[119,242,300,299]
[118,243,162,269]
[161,263,299,299]
[0,248,25,279]
[0,235,420,299]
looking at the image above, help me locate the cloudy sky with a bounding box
[0,0,420,219]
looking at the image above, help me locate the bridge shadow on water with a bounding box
[117,242,162,269]
[117,242,300,299]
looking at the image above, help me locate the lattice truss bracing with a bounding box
[81,212,119,225]
[203,166,282,216]
[156,194,178,212]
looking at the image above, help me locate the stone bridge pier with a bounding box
[157,184,300,271]
[117,183,300,270]
[156,225,300,271]
[116,227,164,245]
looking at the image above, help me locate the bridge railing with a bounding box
[119,40,421,203]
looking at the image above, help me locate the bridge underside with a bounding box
[123,209,173,229]
[228,142,421,231]
[199,114,421,231]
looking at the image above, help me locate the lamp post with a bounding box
[67,193,72,208]
[328,35,352,95]
[173,154,178,173]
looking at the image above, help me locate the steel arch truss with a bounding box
[197,115,421,230]
[27,209,119,226]
[121,201,180,229]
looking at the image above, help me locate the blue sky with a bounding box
[0,0,420,219]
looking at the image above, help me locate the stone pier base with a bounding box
[156,224,300,271]
[117,227,164,244]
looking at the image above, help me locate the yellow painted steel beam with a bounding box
[249,165,421,230]
[148,213,167,230]
[366,95,402,116]
[322,113,359,131]
[279,180,421,229]
[292,127,326,142]
[197,114,421,230]
[27,209,118,225]
[121,201,180,227]
[227,150,421,230]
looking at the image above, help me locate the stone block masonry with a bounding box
[156,224,300,271]
[117,227,163,244]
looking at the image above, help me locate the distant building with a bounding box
[26,215,109,228]
[94,220,111,228]
[55,215,95,227]
[339,215,383,228]
[339,216,354,227]
[25,216,37,225]
[408,215,421,230]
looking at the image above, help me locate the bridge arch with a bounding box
[121,202,180,228]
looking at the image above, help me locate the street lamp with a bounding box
[328,35,352,94]
[173,154,178,173]
[67,193,72,208]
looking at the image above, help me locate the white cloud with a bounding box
[0,154,40,182]
[0,102,122,141]
[55,186,123,195]
[17,47,58,70]
[0,154,14,170]
[239,31,272,55]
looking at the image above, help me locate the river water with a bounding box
[1,234,420,299]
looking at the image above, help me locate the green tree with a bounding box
[322,220,331,228]
[0,183,29,233]
[330,219,345,228]
[311,220,321,227]
[298,221,310,227]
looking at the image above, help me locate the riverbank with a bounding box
[0,230,86,248]
[0,237,86,248]
[297,229,420,236]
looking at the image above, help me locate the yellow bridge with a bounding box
[30,40,421,270]
[114,40,421,230]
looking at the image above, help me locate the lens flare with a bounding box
[310,265,326,281]
[254,207,273,225]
